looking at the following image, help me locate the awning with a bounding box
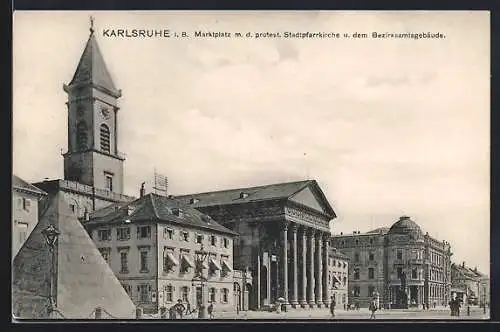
[182,254,194,268]
[222,259,233,272]
[166,253,179,266]
[210,258,221,271]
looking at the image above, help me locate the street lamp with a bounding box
[41,224,60,318]
[483,287,486,314]
[191,244,209,319]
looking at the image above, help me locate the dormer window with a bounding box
[239,192,249,199]
[127,205,136,216]
[190,198,200,204]
[172,208,184,218]
[202,215,212,224]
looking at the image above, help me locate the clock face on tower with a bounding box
[101,107,110,119]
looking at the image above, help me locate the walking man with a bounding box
[329,296,336,318]
[369,298,378,319]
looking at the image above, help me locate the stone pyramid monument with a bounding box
[12,193,136,319]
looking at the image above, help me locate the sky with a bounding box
[13,11,490,273]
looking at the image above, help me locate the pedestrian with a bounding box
[207,301,214,319]
[169,306,177,319]
[369,299,377,319]
[185,300,192,315]
[448,299,454,316]
[329,296,336,318]
[175,299,186,319]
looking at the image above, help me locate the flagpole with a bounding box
[154,168,157,195]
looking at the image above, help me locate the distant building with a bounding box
[451,262,490,307]
[12,175,47,259]
[331,216,453,309]
[175,180,337,310]
[83,193,239,314]
[328,248,349,308]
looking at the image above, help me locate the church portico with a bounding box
[175,180,337,311]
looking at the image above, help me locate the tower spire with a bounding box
[89,16,95,35]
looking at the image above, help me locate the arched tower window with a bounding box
[76,121,88,150]
[100,124,110,153]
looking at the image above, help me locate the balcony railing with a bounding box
[58,180,135,202]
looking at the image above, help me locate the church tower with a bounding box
[62,19,125,194]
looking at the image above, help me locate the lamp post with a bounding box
[41,224,60,318]
[483,287,486,314]
[191,244,209,319]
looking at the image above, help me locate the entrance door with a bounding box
[410,286,418,306]
[196,286,202,306]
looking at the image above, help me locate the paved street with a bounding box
[165,306,489,320]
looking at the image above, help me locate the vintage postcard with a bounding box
[12,11,490,320]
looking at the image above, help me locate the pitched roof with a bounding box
[12,193,136,319]
[452,263,487,280]
[331,249,350,260]
[84,193,238,236]
[175,179,336,218]
[69,31,119,95]
[12,175,47,196]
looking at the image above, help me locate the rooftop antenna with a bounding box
[89,16,95,35]
[303,152,310,180]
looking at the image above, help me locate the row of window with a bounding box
[163,227,230,248]
[157,285,230,304]
[329,258,348,269]
[163,250,232,277]
[353,267,377,280]
[99,247,151,274]
[339,237,377,247]
[100,246,233,277]
[353,251,376,263]
[351,285,378,297]
[16,197,32,212]
[97,226,231,249]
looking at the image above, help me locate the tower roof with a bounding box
[387,215,423,236]
[68,28,120,96]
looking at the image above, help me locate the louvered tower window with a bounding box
[100,124,110,152]
[76,121,88,150]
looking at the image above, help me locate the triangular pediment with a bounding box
[12,193,136,319]
[288,182,336,217]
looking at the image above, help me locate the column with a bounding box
[300,227,308,308]
[322,234,330,306]
[307,228,315,307]
[291,223,299,307]
[253,224,261,310]
[281,222,289,305]
[316,231,323,307]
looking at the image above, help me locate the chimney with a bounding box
[240,192,249,199]
[140,182,146,198]
[340,232,343,235]
[474,267,478,273]
[353,231,356,234]
[462,261,465,268]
